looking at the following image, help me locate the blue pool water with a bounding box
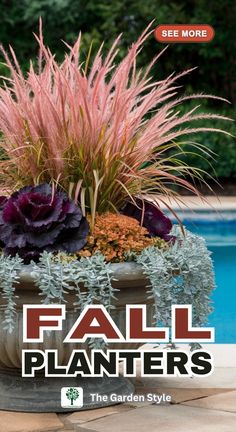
[173,210,236,343]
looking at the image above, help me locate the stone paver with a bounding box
[73,428,98,432]
[135,386,232,403]
[199,344,236,368]
[78,404,236,432]
[183,390,236,413]
[0,411,63,432]
[137,367,236,389]
[63,405,132,426]
[140,343,236,368]
[134,346,236,390]
[158,195,236,210]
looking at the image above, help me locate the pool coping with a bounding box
[157,196,236,211]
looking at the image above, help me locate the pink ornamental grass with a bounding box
[0,21,232,216]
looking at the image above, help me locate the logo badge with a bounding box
[61,387,83,408]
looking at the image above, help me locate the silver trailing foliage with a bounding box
[31,251,118,349]
[0,228,215,346]
[31,251,73,304]
[30,252,117,311]
[0,254,23,332]
[136,226,215,346]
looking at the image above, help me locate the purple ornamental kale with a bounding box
[0,183,89,263]
[123,198,173,241]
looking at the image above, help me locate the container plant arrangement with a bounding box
[0,22,230,412]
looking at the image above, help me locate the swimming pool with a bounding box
[172,209,236,343]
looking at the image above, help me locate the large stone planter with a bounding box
[0,262,154,412]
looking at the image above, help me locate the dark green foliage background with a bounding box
[0,0,235,180]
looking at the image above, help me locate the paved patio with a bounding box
[157,195,236,210]
[1,344,235,432]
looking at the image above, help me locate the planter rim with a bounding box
[18,261,147,285]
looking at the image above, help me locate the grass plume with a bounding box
[0,21,232,214]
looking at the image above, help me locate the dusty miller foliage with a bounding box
[30,251,117,309]
[0,254,23,332]
[0,228,215,348]
[31,251,118,349]
[136,226,215,348]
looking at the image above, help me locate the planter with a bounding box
[0,262,154,412]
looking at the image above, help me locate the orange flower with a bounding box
[78,213,167,262]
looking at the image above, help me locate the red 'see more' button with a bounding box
[154,25,215,43]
